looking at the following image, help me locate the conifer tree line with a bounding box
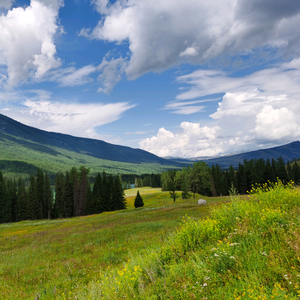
[0,167,126,224]
[0,168,53,223]
[161,157,300,198]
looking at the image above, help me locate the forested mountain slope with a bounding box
[0,114,183,176]
[0,113,179,165]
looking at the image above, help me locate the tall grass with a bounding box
[80,180,300,299]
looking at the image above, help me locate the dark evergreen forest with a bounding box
[0,157,298,224]
[0,167,127,224]
[161,157,300,198]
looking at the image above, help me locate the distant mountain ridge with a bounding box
[1,113,299,174]
[166,141,300,168]
[0,113,179,166]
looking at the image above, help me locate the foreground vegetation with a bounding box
[0,188,212,299]
[81,181,300,299]
[1,182,300,299]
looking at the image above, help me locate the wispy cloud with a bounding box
[0,89,136,140]
[45,65,97,87]
[163,98,220,114]
[125,130,154,135]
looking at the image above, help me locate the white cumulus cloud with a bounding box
[140,59,300,157]
[253,106,300,141]
[0,0,62,85]
[81,0,300,91]
[139,122,221,158]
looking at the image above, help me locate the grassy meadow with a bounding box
[0,188,214,299]
[1,184,300,299]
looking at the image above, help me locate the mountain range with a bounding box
[0,113,299,177]
[0,113,184,176]
[167,141,300,168]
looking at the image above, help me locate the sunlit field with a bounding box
[0,188,214,299]
[1,183,300,299]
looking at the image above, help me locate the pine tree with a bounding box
[27,175,40,220]
[7,179,17,222]
[85,184,93,215]
[277,157,288,183]
[1,178,12,223]
[272,158,278,179]
[70,167,79,217]
[44,172,53,219]
[107,174,114,211]
[293,161,300,184]
[36,168,45,219]
[286,161,293,181]
[220,172,229,196]
[64,171,74,218]
[0,171,7,223]
[134,190,144,208]
[73,173,80,217]
[55,173,65,218]
[17,177,27,221]
[112,176,127,210]
[78,166,89,216]
[93,173,103,213]
[264,159,276,183]
[228,165,238,189]
[101,171,110,212]
[237,163,247,194]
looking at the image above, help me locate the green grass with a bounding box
[0,188,214,299]
[80,181,300,299]
[2,183,300,299]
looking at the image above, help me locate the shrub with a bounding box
[134,190,144,208]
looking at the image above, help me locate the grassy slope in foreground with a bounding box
[0,133,181,176]
[2,184,300,299]
[0,188,216,299]
[83,183,300,299]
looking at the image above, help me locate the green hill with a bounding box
[0,114,184,176]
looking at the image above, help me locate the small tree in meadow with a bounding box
[134,190,144,208]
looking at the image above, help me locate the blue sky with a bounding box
[1,0,300,158]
